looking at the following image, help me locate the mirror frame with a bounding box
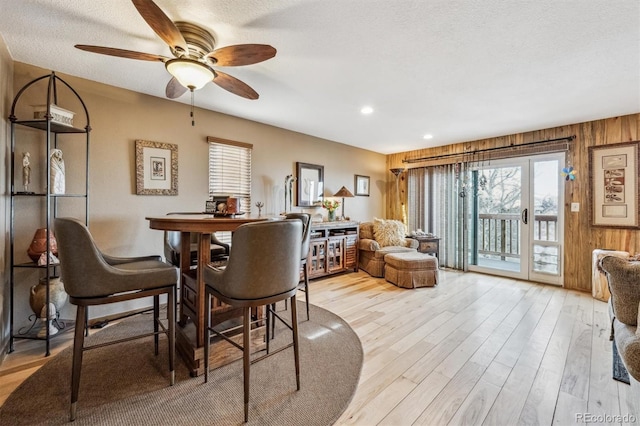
[296,162,324,207]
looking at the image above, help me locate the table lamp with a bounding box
[333,186,355,220]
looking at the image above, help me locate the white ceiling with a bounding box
[1,0,639,155]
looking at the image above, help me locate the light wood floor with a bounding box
[1,269,639,425]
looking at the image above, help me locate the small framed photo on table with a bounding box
[355,175,370,196]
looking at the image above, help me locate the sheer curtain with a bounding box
[407,164,468,270]
[407,168,427,234]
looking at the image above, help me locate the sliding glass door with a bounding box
[469,153,564,285]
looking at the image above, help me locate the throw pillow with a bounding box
[373,218,406,247]
[360,222,374,240]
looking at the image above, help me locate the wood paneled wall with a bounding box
[386,113,640,292]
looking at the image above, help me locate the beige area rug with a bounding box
[0,302,362,425]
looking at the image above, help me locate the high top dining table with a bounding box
[147,213,270,375]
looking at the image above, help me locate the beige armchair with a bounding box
[358,220,418,277]
[600,255,640,417]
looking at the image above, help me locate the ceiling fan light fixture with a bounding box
[165,58,213,90]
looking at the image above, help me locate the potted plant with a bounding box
[322,199,340,222]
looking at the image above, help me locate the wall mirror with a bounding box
[296,162,324,207]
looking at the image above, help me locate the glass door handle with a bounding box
[521,208,528,225]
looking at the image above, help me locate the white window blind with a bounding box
[207,136,253,213]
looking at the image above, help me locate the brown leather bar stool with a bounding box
[284,212,312,320]
[54,218,178,422]
[203,220,302,423]
[163,212,230,267]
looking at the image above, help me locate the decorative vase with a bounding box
[29,276,68,316]
[27,228,58,262]
[328,210,336,222]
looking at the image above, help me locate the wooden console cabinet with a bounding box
[308,221,359,279]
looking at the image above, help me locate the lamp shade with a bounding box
[390,168,405,177]
[333,186,354,198]
[165,59,214,90]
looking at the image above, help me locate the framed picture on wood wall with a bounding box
[589,140,640,228]
[135,139,178,195]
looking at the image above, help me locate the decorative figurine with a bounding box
[50,148,65,194]
[284,174,296,214]
[22,152,32,193]
[255,201,264,216]
[37,302,58,338]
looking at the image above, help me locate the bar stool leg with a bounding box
[168,286,176,385]
[70,305,87,421]
[291,294,301,390]
[303,262,310,321]
[243,307,251,423]
[153,295,160,355]
[204,290,211,383]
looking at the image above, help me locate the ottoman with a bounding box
[384,252,439,288]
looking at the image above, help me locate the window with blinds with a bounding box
[207,136,253,213]
[207,137,253,245]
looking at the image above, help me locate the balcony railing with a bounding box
[477,213,558,260]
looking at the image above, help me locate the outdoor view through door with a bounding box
[469,154,564,285]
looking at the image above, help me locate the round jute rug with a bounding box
[0,302,362,425]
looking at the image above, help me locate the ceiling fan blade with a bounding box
[75,45,169,62]
[207,44,276,66]
[131,0,188,55]
[166,77,188,99]
[213,71,259,100]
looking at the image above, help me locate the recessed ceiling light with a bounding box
[423,134,433,140]
[360,106,374,115]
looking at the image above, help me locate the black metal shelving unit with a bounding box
[8,72,91,356]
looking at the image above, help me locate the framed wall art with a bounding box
[355,174,370,196]
[135,139,178,195]
[296,162,324,206]
[589,140,640,228]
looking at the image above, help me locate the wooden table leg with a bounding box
[178,231,192,327]
[196,233,211,347]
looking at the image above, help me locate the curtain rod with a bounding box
[402,135,576,164]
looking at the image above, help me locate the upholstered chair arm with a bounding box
[613,319,640,381]
[359,238,381,252]
[102,253,163,265]
[404,238,419,249]
[210,234,230,253]
[164,230,181,264]
[204,264,226,294]
[601,255,640,325]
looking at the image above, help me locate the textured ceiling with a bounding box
[1,0,639,154]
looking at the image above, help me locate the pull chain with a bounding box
[190,89,195,126]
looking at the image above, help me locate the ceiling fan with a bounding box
[75,0,276,101]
